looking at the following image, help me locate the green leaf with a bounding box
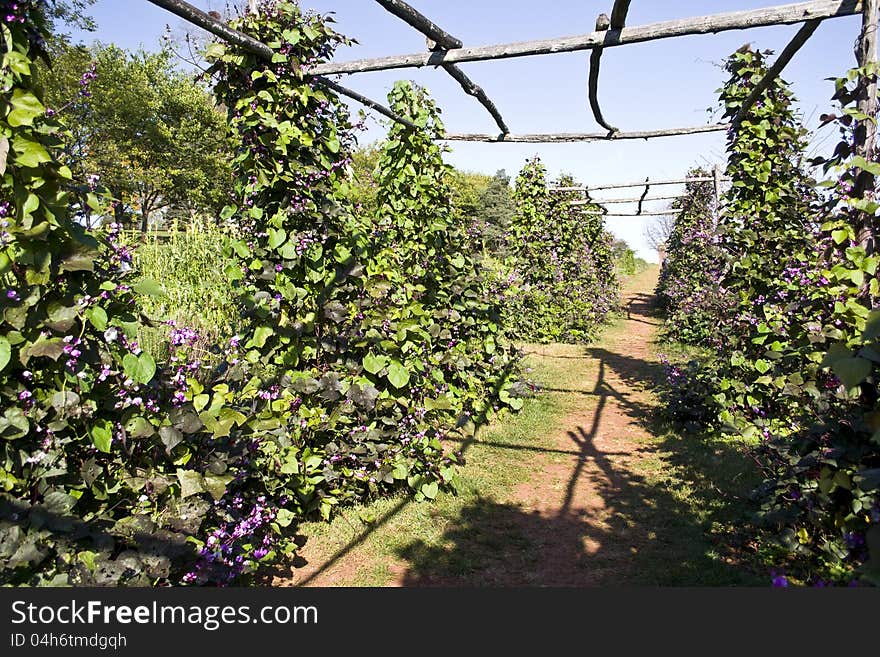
[123,353,156,384]
[250,326,274,348]
[133,278,165,297]
[421,481,439,500]
[0,337,9,373]
[754,359,771,374]
[268,228,287,249]
[12,135,51,168]
[204,473,234,501]
[8,89,44,127]
[50,391,80,412]
[832,229,850,245]
[176,469,206,499]
[362,353,388,375]
[831,357,872,389]
[275,508,297,528]
[125,416,154,438]
[90,420,113,453]
[386,360,410,388]
[0,407,29,440]
[86,306,108,331]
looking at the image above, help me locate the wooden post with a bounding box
[856,0,879,252]
[712,164,723,215]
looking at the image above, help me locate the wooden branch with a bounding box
[594,194,683,204]
[553,175,725,192]
[440,64,510,134]
[144,0,418,130]
[373,0,462,49]
[311,1,861,75]
[611,0,634,30]
[443,123,729,143]
[315,77,420,130]
[855,0,879,251]
[372,0,509,134]
[588,13,618,133]
[637,179,651,215]
[587,1,634,131]
[569,204,679,215]
[735,19,823,122]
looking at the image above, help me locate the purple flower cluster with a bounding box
[181,495,278,586]
[78,62,97,98]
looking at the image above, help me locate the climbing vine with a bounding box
[508,158,617,343]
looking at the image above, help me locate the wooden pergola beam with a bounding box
[144,0,420,130]
[443,122,729,143]
[553,175,728,192]
[311,1,862,75]
[373,0,509,134]
[588,1,634,133]
[735,18,823,122]
[596,194,683,204]
[373,0,462,48]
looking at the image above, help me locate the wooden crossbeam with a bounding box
[595,194,682,203]
[443,123,729,143]
[145,0,420,130]
[552,175,727,192]
[373,0,509,134]
[311,1,861,75]
[735,19,823,122]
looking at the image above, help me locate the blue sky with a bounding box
[70,1,865,260]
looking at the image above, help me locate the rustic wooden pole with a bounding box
[855,0,879,252]
[373,0,462,48]
[734,19,822,123]
[373,0,509,134]
[144,0,420,130]
[610,0,634,30]
[311,1,861,75]
[637,179,651,215]
[443,123,729,143]
[588,13,618,133]
[587,1,633,133]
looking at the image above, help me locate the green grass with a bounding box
[123,220,240,361]
[292,349,568,586]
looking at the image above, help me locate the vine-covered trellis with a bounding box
[145,0,877,226]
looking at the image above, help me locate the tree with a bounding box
[643,213,675,252]
[40,44,233,230]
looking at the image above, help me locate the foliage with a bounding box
[205,5,525,583]
[660,46,880,585]
[0,0,525,588]
[39,42,233,230]
[0,0,245,586]
[507,158,618,343]
[656,168,727,346]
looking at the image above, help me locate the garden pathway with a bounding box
[277,267,758,586]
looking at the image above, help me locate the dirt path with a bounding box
[278,267,758,586]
